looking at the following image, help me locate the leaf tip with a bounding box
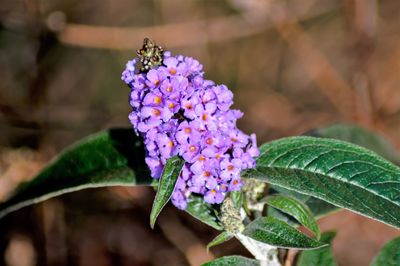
[149,212,156,229]
[316,231,321,241]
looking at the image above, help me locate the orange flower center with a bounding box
[154,80,160,86]
[153,109,161,116]
[170,68,177,75]
[189,145,196,152]
[184,127,191,134]
[168,141,174,147]
[199,155,205,161]
[186,104,192,110]
[228,165,234,171]
[231,137,238,142]
[211,189,216,195]
[204,171,211,177]
[206,138,213,145]
[168,103,175,109]
[202,113,207,121]
[166,86,172,92]
[154,96,162,104]
[233,180,239,185]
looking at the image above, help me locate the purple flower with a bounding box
[179,139,201,163]
[163,57,179,76]
[121,59,137,84]
[228,129,250,148]
[143,90,164,107]
[128,111,140,129]
[201,131,224,150]
[248,134,260,157]
[145,156,163,179]
[146,69,166,88]
[181,164,192,181]
[156,133,177,160]
[228,177,243,191]
[200,89,217,105]
[171,189,188,209]
[204,189,224,204]
[194,103,217,131]
[183,57,203,73]
[160,77,185,99]
[122,47,259,210]
[220,158,242,180]
[176,121,201,144]
[137,107,163,132]
[181,95,199,119]
[213,85,234,111]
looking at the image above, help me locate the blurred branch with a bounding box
[345,0,378,127]
[0,105,115,131]
[284,249,298,266]
[112,187,214,266]
[374,43,400,115]
[55,5,339,50]
[267,2,355,118]
[343,0,400,149]
[158,207,214,266]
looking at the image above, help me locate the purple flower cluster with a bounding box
[122,51,259,209]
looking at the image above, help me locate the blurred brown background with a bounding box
[1,0,400,265]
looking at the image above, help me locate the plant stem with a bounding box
[235,233,281,266]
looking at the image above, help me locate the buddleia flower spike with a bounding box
[122,38,259,209]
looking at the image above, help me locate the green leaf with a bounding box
[150,156,184,228]
[230,191,244,210]
[0,128,152,219]
[264,195,320,239]
[270,185,311,202]
[299,123,400,220]
[185,196,222,230]
[297,231,337,266]
[242,216,326,249]
[207,231,233,250]
[269,185,339,220]
[311,123,400,165]
[272,124,400,224]
[201,256,260,266]
[304,196,340,219]
[287,123,400,221]
[243,136,400,228]
[371,237,400,266]
[235,233,281,263]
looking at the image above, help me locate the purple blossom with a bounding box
[160,77,185,99]
[181,95,199,119]
[143,90,164,107]
[220,158,242,180]
[179,139,201,163]
[162,57,179,76]
[122,49,259,210]
[156,133,177,160]
[146,69,166,88]
[204,188,224,204]
[176,121,201,144]
[194,104,217,131]
[228,177,243,191]
[213,85,234,111]
[145,156,163,179]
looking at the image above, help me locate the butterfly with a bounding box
[136,38,164,72]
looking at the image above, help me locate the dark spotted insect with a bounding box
[136,38,164,73]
